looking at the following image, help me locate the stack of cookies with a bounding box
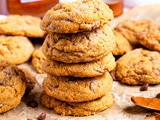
[40,0,116,116]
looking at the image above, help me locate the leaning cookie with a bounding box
[137,23,160,52]
[42,24,115,63]
[43,53,116,77]
[0,35,34,64]
[115,19,152,46]
[40,92,114,116]
[0,60,26,113]
[41,0,113,33]
[112,30,132,56]
[0,15,46,38]
[32,47,46,74]
[115,48,160,85]
[43,72,113,102]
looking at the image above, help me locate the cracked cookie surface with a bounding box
[115,48,160,85]
[137,24,160,52]
[43,53,115,77]
[0,60,26,113]
[40,0,113,33]
[40,92,113,116]
[0,36,34,64]
[42,72,113,102]
[115,19,152,46]
[0,15,46,38]
[42,24,115,63]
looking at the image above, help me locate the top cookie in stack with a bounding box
[41,0,113,33]
[40,0,116,116]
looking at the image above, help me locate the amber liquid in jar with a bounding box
[7,0,59,17]
[104,0,123,17]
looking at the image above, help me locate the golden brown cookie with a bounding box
[32,47,46,74]
[43,53,116,77]
[115,19,152,46]
[115,48,160,85]
[40,91,113,116]
[112,30,132,56]
[41,0,113,33]
[0,15,46,38]
[0,60,26,113]
[137,24,160,52]
[42,24,115,63]
[0,35,34,64]
[43,72,113,102]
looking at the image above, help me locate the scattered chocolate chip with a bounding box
[140,83,149,91]
[37,112,46,120]
[27,100,38,108]
[156,93,160,99]
[110,72,116,81]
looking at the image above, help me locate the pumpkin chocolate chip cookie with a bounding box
[0,15,46,38]
[40,92,114,116]
[112,30,132,56]
[0,35,34,65]
[42,72,113,102]
[115,48,160,85]
[32,47,46,74]
[43,53,116,77]
[115,19,152,46]
[40,0,113,33]
[0,60,26,113]
[42,24,115,63]
[137,24,160,52]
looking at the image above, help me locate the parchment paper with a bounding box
[0,4,160,120]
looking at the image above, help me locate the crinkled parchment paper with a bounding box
[0,4,160,120]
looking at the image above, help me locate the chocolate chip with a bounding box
[140,83,149,91]
[156,93,160,99]
[27,100,38,108]
[27,119,32,120]
[110,72,116,81]
[37,112,46,120]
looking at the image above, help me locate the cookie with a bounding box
[112,30,132,56]
[0,82,26,113]
[115,48,160,85]
[0,60,26,113]
[40,91,113,116]
[43,72,113,102]
[115,19,152,46]
[43,53,116,77]
[40,0,113,33]
[42,24,115,63]
[0,35,34,64]
[32,47,46,74]
[0,15,46,38]
[137,24,160,52]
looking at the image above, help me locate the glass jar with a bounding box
[104,0,123,17]
[7,0,59,17]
